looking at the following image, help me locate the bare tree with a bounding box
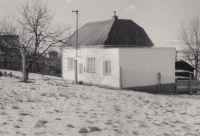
[0,0,71,81]
[180,15,200,79]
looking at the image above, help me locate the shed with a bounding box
[175,60,195,80]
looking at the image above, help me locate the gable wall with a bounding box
[119,48,176,88]
[62,47,120,88]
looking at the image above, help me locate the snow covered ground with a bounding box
[0,70,200,136]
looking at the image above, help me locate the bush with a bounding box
[4,71,7,76]
[78,81,83,85]
[0,71,3,77]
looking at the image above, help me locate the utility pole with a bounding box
[72,10,79,57]
[72,10,79,84]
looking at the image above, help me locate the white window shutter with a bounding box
[88,58,90,72]
[91,58,93,72]
[67,58,70,70]
[86,58,88,72]
[94,58,96,72]
[79,63,82,73]
[90,58,92,72]
[103,60,105,74]
[109,61,111,74]
[72,58,74,69]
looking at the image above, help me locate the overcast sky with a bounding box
[0,0,200,48]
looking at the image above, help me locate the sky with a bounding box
[0,0,200,49]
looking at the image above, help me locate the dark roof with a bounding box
[175,60,195,69]
[64,18,154,47]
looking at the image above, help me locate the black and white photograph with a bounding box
[0,0,200,135]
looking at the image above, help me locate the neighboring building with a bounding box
[43,51,61,76]
[44,51,59,58]
[175,60,195,80]
[30,51,61,76]
[62,14,176,92]
[0,35,20,70]
[0,35,62,76]
[48,51,59,58]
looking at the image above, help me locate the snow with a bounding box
[0,70,200,136]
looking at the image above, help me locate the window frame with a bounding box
[86,57,96,73]
[68,57,75,70]
[103,60,111,75]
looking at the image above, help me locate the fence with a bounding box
[175,75,200,94]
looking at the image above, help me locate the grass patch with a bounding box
[89,126,101,132]
[55,118,61,120]
[0,111,6,115]
[13,125,21,128]
[18,119,23,122]
[79,127,89,133]
[67,124,74,128]
[105,121,112,125]
[19,113,30,116]
[2,122,7,125]
[11,105,20,109]
[0,106,6,110]
[35,120,48,128]
[40,92,47,96]
[132,131,139,135]
[26,96,34,102]
[15,131,21,134]
[86,120,93,124]
[59,93,69,99]
[16,98,23,102]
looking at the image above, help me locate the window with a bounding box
[79,63,83,73]
[103,60,111,74]
[86,58,96,73]
[68,58,74,70]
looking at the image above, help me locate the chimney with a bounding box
[112,11,118,19]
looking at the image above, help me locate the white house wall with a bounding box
[62,48,76,81]
[62,47,120,88]
[119,48,175,88]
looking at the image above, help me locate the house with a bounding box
[0,35,20,70]
[175,60,195,80]
[62,14,176,92]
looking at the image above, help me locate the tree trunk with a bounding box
[32,60,35,73]
[26,68,29,80]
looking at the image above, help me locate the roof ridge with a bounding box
[86,18,133,24]
[103,19,117,45]
[85,19,114,25]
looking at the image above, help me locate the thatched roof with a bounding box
[64,18,154,47]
